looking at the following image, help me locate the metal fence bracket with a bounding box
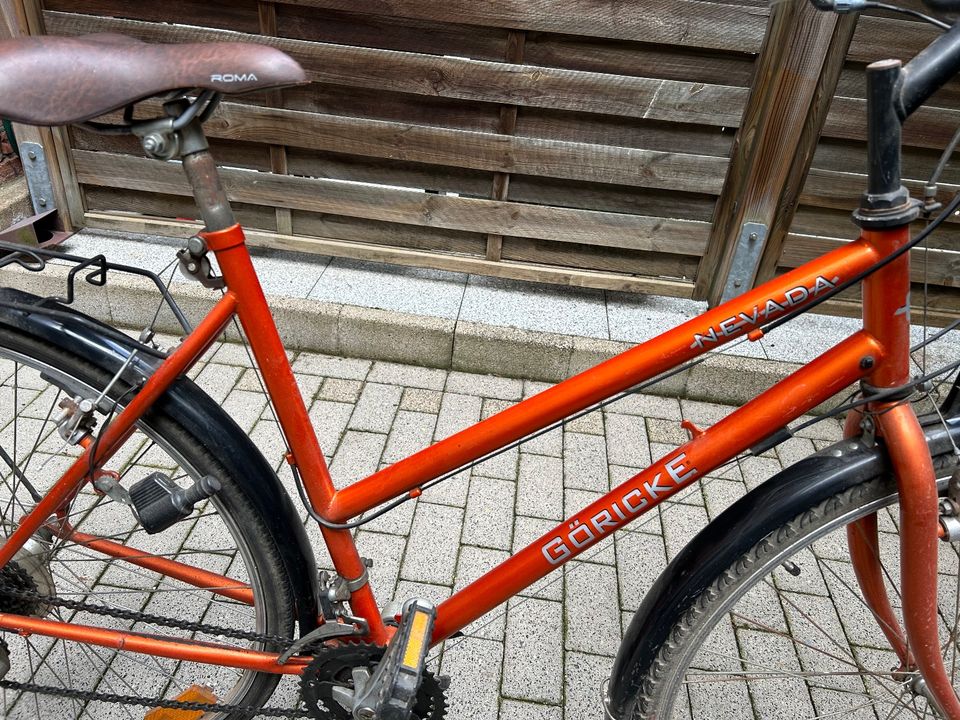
[720,222,768,303]
[20,141,56,215]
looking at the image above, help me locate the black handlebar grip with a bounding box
[808,0,836,9]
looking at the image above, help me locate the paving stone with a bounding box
[518,426,563,457]
[645,417,688,446]
[307,399,354,450]
[737,454,784,491]
[512,516,564,601]
[563,432,609,492]
[361,496,417,536]
[522,380,553,398]
[516,453,564,521]
[349,382,403,433]
[702,477,749,521]
[368,361,448,390]
[481,397,511,420]
[400,386,443,414]
[605,413,652,467]
[234,366,264,393]
[462,477,516,550]
[679,398,731,427]
[775,435,818,469]
[472,443,519,480]
[317,377,363,403]
[660,502,710,562]
[292,352,371,380]
[564,651,614,720]
[220,389,267,432]
[453,545,511,637]
[565,562,621,656]
[792,413,844,441]
[401,503,463,585]
[440,637,503,720]
[192,363,242,403]
[421,468,471,508]
[355,530,406,599]
[502,598,563,703]
[446,370,523,400]
[616,530,669,612]
[382,410,437,464]
[605,392,682,420]
[329,430,386,489]
[498,700,561,720]
[392,579,452,607]
[434,392,482,440]
[564,408,605,435]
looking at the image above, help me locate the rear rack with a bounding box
[0,240,192,334]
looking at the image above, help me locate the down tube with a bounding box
[327,237,881,522]
[432,330,883,642]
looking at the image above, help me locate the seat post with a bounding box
[177,118,236,233]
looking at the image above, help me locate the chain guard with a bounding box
[301,642,448,720]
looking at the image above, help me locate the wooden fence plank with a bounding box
[43,11,960,153]
[272,0,769,52]
[72,150,711,254]
[195,102,730,193]
[43,12,749,125]
[780,234,960,287]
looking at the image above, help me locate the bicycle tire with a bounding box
[0,324,297,719]
[618,441,960,719]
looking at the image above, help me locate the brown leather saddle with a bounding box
[0,34,307,126]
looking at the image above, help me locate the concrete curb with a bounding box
[0,262,804,407]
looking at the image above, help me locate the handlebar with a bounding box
[809,0,960,226]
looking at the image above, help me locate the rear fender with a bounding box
[0,288,320,633]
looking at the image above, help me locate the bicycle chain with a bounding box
[0,573,315,718]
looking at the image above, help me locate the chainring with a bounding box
[301,642,447,720]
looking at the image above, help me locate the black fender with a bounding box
[607,414,960,718]
[0,288,319,634]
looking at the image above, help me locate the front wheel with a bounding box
[620,455,960,719]
[0,325,297,718]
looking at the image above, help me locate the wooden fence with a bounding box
[5,0,960,320]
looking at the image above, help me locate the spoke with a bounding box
[14,388,63,490]
[51,545,248,612]
[761,578,859,664]
[59,635,81,720]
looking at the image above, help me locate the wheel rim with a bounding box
[0,342,275,718]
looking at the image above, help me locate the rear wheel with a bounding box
[0,326,296,719]
[624,463,960,719]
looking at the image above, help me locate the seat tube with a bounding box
[177,128,390,643]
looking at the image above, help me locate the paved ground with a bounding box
[175,338,847,720]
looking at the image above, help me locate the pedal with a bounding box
[332,599,436,720]
[129,472,221,534]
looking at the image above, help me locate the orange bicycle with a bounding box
[3,0,960,717]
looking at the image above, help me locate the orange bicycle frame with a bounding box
[0,220,908,673]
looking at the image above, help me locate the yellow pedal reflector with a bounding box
[401,610,430,670]
[143,685,217,720]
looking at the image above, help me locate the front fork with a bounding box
[845,224,960,715]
